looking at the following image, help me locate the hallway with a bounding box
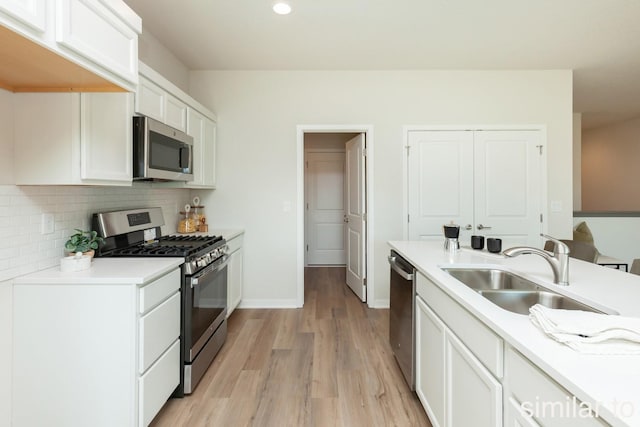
[151,267,430,426]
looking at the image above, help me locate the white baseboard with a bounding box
[370,299,390,309]
[238,299,301,309]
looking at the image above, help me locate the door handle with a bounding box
[477,224,492,230]
[344,215,349,223]
[464,224,472,230]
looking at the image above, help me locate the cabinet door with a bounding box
[407,130,474,241]
[202,117,217,188]
[0,0,47,34]
[415,295,446,427]
[227,246,243,317]
[80,92,133,184]
[474,130,542,247]
[136,76,164,121]
[165,94,187,132]
[56,0,138,86]
[186,108,216,188]
[446,329,502,427]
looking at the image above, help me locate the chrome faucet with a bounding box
[502,234,570,286]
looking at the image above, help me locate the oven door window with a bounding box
[190,264,227,357]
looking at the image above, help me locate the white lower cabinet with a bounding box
[415,272,503,427]
[227,233,244,316]
[416,295,446,427]
[446,328,502,427]
[504,346,608,427]
[12,268,181,427]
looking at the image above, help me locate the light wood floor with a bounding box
[151,267,431,427]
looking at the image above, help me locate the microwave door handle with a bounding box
[179,147,189,169]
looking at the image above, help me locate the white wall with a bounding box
[189,70,574,307]
[582,116,640,211]
[137,28,190,93]
[0,89,13,185]
[573,113,582,211]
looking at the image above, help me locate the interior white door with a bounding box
[473,130,542,247]
[407,130,474,242]
[407,129,543,248]
[345,134,366,301]
[305,151,346,265]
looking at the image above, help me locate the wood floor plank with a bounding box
[151,266,431,427]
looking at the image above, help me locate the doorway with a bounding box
[296,125,374,307]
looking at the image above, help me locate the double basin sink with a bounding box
[441,267,610,315]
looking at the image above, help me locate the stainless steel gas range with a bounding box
[92,207,228,396]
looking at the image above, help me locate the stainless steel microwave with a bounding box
[133,116,194,181]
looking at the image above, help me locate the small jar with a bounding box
[178,210,196,234]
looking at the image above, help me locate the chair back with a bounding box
[630,259,640,275]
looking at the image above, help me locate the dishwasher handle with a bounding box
[388,255,414,281]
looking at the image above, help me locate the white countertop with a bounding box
[389,241,640,427]
[14,257,183,285]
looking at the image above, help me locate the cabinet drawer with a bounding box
[417,272,503,378]
[226,234,243,254]
[505,346,607,427]
[139,292,180,374]
[139,339,180,427]
[139,268,180,314]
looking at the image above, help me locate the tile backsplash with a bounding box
[0,184,193,282]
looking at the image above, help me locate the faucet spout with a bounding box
[503,234,570,286]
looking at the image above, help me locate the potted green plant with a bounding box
[64,229,104,258]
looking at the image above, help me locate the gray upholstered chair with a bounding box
[543,239,599,263]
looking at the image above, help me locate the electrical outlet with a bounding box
[41,213,54,234]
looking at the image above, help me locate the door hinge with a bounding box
[305,160,308,168]
[536,145,543,155]
[306,244,309,252]
[362,148,367,157]
[540,213,543,223]
[407,214,410,223]
[406,145,410,155]
[306,202,309,210]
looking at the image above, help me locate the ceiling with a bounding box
[123,0,640,130]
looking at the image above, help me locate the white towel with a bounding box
[529,304,640,355]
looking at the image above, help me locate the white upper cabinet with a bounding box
[0,0,46,34]
[136,75,188,132]
[14,92,133,186]
[56,0,139,87]
[187,108,217,188]
[137,61,218,189]
[0,0,140,91]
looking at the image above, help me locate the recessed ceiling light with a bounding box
[273,2,292,15]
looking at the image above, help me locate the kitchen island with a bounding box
[389,240,640,427]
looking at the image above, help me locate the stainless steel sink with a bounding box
[441,267,541,291]
[477,290,605,315]
[441,267,605,315]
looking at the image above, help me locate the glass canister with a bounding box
[178,204,197,234]
[192,196,207,232]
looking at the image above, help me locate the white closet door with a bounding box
[306,151,346,265]
[407,130,474,242]
[474,130,542,247]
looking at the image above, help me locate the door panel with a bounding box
[474,130,542,246]
[345,134,366,301]
[306,152,346,265]
[408,130,474,242]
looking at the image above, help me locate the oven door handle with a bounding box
[191,255,230,288]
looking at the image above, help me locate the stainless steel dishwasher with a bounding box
[388,250,416,390]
